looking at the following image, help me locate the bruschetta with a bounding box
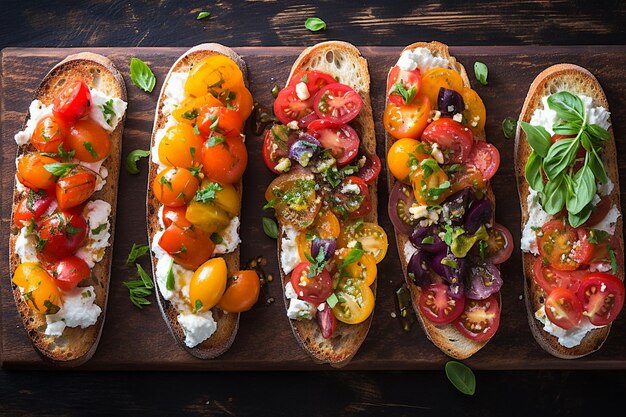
[262,41,387,367]
[515,64,624,358]
[385,42,513,359]
[9,52,127,366]
[147,44,259,359]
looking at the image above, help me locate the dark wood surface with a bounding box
[2,1,626,415]
[3,45,626,372]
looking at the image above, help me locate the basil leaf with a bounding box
[552,119,582,136]
[136,264,154,290]
[127,243,150,264]
[126,149,150,174]
[129,58,156,93]
[195,182,223,202]
[588,144,609,184]
[43,162,77,177]
[609,248,618,274]
[501,117,516,139]
[473,62,488,86]
[196,11,211,20]
[525,151,544,192]
[445,361,476,395]
[568,201,593,228]
[566,163,596,215]
[586,123,610,141]
[304,17,326,32]
[542,174,566,215]
[165,260,175,291]
[340,247,364,269]
[262,217,278,239]
[520,122,551,158]
[547,91,584,122]
[543,137,579,180]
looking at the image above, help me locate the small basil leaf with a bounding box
[543,137,579,180]
[588,144,609,184]
[262,217,278,239]
[525,151,544,192]
[568,201,593,228]
[501,117,516,139]
[445,361,476,395]
[566,163,596,215]
[547,91,584,122]
[473,61,488,86]
[197,11,211,20]
[542,174,567,215]
[126,149,150,174]
[129,58,156,93]
[304,17,326,32]
[552,119,582,136]
[586,123,610,141]
[520,122,551,158]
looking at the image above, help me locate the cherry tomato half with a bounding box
[17,153,58,191]
[330,176,371,220]
[53,256,91,291]
[218,270,261,313]
[532,257,588,294]
[153,167,200,207]
[387,138,430,183]
[577,273,625,326]
[67,119,111,162]
[355,152,382,184]
[313,83,363,125]
[538,220,594,271]
[274,85,317,128]
[421,118,474,163]
[37,211,88,263]
[290,261,333,304]
[158,223,215,270]
[265,169,321,229]
[201,135,248,184]
[453,294,500,342]
[13,190,55,227]
[545,287,583,330]
[12,262,62,314]
[53,80,92,123]
[31,115,67,153]
[162,205,192,228]
[56,166,97,210]
[338,221,388,264]
[332,277,375,324]
[419,283,465,325]
[420,68,464,107]
[484,223,513,265]
[383,94,431,140]
[467,140,500,181]
[308,119,360,166]
[289,70,337,96]
[262,124,290,174]
[387,66,422,106]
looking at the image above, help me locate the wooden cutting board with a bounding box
[1,46,625,370]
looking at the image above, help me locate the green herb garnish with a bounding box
[126,149,150,175]
[473,61,488,86]
[127,243,150,264]
[304,17,326,32]
[502,117,516,139]
[129,57,156,93]
[262,217,279,239]
[445,361,476,395]
[196,11,211,20]
[195,182,223,202]
[99,99,116,125]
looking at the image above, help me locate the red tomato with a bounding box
[545,287,583,330]
[383,95,431,140]
[453,294,500,342]
[37,211,88,263]
[31,116,67,153]
[418,283,465,325]
[67,119,111,162]
[355,152,381,184]
[262,126,289,174]
[289,70,337,96]
[158,223,215,270]
[13,190,55,227]
[421,118,474,163]
[386,66,421,106]
[584,196,611,227]
[569,228,594,265]
[52,256,91,291]
[274,85,318,128]
[201,135,248,184]
[196,106,243,138]
[467,141,500,180]
[317,302,336,339]
[313,83,363,125]
[538,220,594,271]
[532,257,588,293]
[218,270,261,313]
[330,176,371,220]
[53,80,92,123]
[162,206,192,228]
[590,235,623,273]
[577,273,625,326]
[485,223,514,265]
[308,119,360,166]
[264,169,321,229]
[290,262,333,304]
[56,166,97,210]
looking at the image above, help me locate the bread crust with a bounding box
[385,41,500,359]
[515,64,623,359]
[8,52,126,366]
[275,41,378,367]
[146,44,248,359]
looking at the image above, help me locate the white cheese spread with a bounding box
[592,205,621,234]
[521,187,552,255]
[529,94,611,135]
[285,282,316,321]
[162,72,188,115]
[535,306,603,348]
[89,89,127,132]
[396,47,449,72]
[14,100,53,145]
[403,240,418,261]
[45,286,102,336]
[214,216,241,254]
[280,226,300,275]
[15,226,38,263]
[75,200,111,268]
[177,311,218,348]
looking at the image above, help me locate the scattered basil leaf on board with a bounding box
[197,11,211,20]
[473,61,488,86]
[305,17,327,32]
[127,243,150,264]
[124,266,154,309]
[126,149,150,174]
[445,361,476,395]
[136,264,154,290]
[129,58,156,93]
[262,217,279,239]
[501,117,516,139]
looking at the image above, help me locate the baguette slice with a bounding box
[276,41,378,367]
[146,44,246,359]
[515,64,624,358]
[8,53,126,366]
[386,41,498,359]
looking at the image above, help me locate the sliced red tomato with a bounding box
[590,235,623,273]
[52,256,91,291]
[418,283,465,325]
[421,118,474,163]
[467,141,500,180]
[37,211,88,263]
[13,190,55,227]
[532,257,588,293]
[290,261,333,304]
[289,70,337,96]
[307,119,360,166]
[485,223,514,265]
[274,85,318,128]
[262,125,290,173]
[383,94,431,140]
[53,80,92,123]
[201,135,248,184]
[577,273,625,326]
[330,176,371,220]
[584,196,611,227]
[538,220,594,271]
[355,152,381,184]
[196,106,243,138]
[162,205,192,228]
[264,169,321,229]
[453,294,500,342]
[545,287,583,330]
[313,83,363,125]
[386,66,421,106]
[569,228,594,266]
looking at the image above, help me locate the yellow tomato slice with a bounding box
[338,222,388,264]
[461,87,487,133]
[332,278,375,324]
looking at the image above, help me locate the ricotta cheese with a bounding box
[529,94,611,135]
[403,240,418,261]
[535,306,603,348]
[287,297,317,321]
[521,187,552,255]
[14,100,53,145]
[162,72,188,115]
[280,226,300,275]
[214,216,241,254]
[597,178,614,197]
[15,226,38,263]
[592,205,621,235]
[89,89,127,132]
[341,183,361,194]
[177,311,218,348]
[295,82,310,100]
[45,286,102,336]
[75,200,111,268]
[15,176,28,194]
[396,47,449,72]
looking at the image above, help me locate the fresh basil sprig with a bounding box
[129,58,156,93]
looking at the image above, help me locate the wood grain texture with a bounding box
[2,46,626,370]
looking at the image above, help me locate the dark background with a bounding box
[1,1,625,415]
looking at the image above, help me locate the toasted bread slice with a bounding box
[146,44,247,359]
[275,41,378,367]
[8,52,126,366]
[515,64,623,358]
[386,41,499,359]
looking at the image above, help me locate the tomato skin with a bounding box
[338,221,388,264]
[461,87,487,133]
[453,294,500,342]
[201,135,248,184]
[67,119,111,162]
[222,85,254,121]
[409,160,451,206]
[31,116,67,153]
[317,303,337,339]
[330,176,372,220]
[158,223,215,270]
[420,68,464,107]
[584,196,611,227]
[184,55,245,98]
[289,70,337,96]
[37,211,88,263]
[332,278,375,324]
[307,119,360,166]
[532,257,588,293]
[419,283,465,324]
[12,262,62,314]
[262,125,290,174]
[485,223,514,265]
[290,262,333,304]
[538,220,594,271]
[545,287,583,330]
[356,152,381,184]
[17,153,58,191]
[153,167,200,207]
[421,118,474,163]
[157,124,203,168]
[577,273,625,326]
[53,80,91,123]
[386,66,421,106]
[383,95,431,140]
[56,166,97,210]
[313,83,363,125]
[13,190,55,227]
[52,256,91,291]
[189,258,227,313]
[162,205,192,228]
[265,170,321,229]
[387,138,430,183]
[218,270,261,313]
[467,141,500,181]
[197,106,244,138]
[274,86,317,128]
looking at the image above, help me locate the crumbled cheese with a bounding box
[521,187,552,255]
[214,216,241,254]
[280,227,300,275]
[396,47,449,72]
[286,120,299,130]
[274,157,292,173]
[598,178,614,197]
[535,306,603,348]
[89,88,127,132]
[295,82,310,100]
[15,226,38,263]
[162,72,189,115]
[409,204,429,220]
[284,282,298,299]
[177,311,218,348]
[74,200,111,268]
[14,100,53,145]
[287,298,316,321]
[590,262,612,273]
[530,94,611,135]
[403,241,418,261]
[45,286,102,336]
[430,143,444,164]
[592,205,620,234]
[452,113,463,123]
[94,165,108,192]
[341,183,361,194]
[15,176,29,194]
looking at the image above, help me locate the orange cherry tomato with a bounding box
[383,94,431,140]
[162,205,192,228]
[157,124,203,168]
[217,85,253,121]
[201,135,248,184]
[409,159,452,205]
[387,138,430,183]
[296,210,341,261]
[158,222,215,270]
[153,167,200,207]
[31,115,67,153]
[12,262,62,314]
[56,166,97,210]
[66,119,111,162]
[450,165,486,193]
[184,55,245,98]
[172,94,224,125]
[17,153,58,191]
[420,68,465,106]
[189,258,228,312]
[196,106,244,138]
[218,270,261,313]
[461,87,487,133]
